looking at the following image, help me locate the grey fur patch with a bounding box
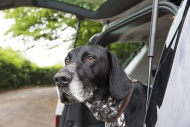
[64,63,95,102]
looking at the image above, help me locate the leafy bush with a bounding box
[0,47,62,91]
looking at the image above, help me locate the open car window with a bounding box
[106,42,143,68]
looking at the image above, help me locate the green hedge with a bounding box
[0,47,62,91]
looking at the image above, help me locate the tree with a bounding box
[3,7,103,47]
[0,47,62,90]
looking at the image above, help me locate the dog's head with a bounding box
[54,45,132,104]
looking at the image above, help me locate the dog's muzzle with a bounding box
[54,70,72,87]
[54,70,77,104]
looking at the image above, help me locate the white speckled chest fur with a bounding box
[86,97,126,127]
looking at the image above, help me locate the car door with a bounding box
[146,0,190,126]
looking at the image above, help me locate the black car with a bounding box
[1,0,190,127]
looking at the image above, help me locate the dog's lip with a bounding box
[60,91,78,104]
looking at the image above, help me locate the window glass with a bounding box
[54,0,107,11]
[106,42,143,67]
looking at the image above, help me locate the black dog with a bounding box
[54,45,147,127]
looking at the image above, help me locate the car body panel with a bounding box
[155,0,190,126]
[0,0,34,10]
[146,0,190,126]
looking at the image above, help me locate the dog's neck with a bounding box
[86,96,126,127]
[86,80,134,126]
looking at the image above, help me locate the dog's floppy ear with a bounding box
[107,51,132,100]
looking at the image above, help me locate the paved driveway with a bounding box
[0,87,57,127]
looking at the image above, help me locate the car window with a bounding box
[54,0,107,11]
[106,42,143,67]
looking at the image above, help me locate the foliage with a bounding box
[0,47,62,91]
[107,43,142,64]
[3,7,103,47]
[1,6,103,90]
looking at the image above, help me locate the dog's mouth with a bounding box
[57,86,76,104]
[57,84,96,105]
[59,91,94,105]
[60,92,78,104]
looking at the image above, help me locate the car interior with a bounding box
[0,0,182,127]
[94,2,177,84]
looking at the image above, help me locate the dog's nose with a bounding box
[54,72,72,87]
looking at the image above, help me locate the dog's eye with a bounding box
[87,56,95,62]
[65,59,70,65]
